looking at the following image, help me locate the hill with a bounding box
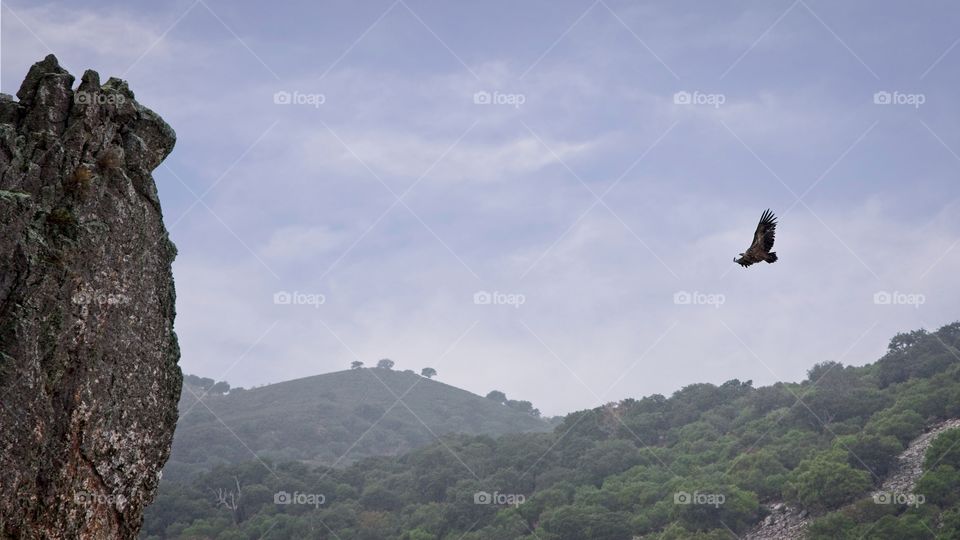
[164,368,554,482]
[144,322,960,539]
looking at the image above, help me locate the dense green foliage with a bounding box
[166,368,553,482]
[144,323,960,539]
[806,423,960,539]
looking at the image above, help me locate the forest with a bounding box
[143,323,960,539]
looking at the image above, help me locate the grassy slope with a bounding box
[165,368,552,481]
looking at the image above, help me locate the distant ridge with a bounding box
[164,368,553,481]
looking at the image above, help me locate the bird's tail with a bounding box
[766,252,778,263]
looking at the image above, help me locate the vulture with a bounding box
[734,209,778,267]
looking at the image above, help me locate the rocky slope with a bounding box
[743,502,810,540]
[0,55,181,539]
[744,418,960,539]
[874,417,960,497]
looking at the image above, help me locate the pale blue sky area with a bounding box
[3,0,959,414]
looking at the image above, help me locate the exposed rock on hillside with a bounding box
[744,417,960,540]
[744,502,810,540]
[0,55,181,539]
[874,417,960,497]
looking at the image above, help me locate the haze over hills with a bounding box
[165,367,555,481]
[145,323,960,539]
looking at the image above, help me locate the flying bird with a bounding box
[734,209,778,267]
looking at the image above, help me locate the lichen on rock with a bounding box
[0,54,181,539]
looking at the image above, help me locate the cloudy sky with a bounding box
[3,0,959,415]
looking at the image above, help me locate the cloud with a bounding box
[261,225,346,263]
[1,3,178,80]
[297,129,595,184]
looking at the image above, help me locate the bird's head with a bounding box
[733,253,743,262]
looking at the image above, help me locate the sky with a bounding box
[3,0,959,416]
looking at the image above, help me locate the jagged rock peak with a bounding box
[0,55,181,539]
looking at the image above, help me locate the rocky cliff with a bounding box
[0,55,181,539]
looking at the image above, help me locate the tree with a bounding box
[351,361,364,370]
[877,328,955,387]
[486,390,507,403]
[807,513,857,539]
[915,465,960,506]
[184,374,215,391]
[784,453,872,511]
[376,358,394,370]
[506,400,534,414]
[887,329,928,352]
[671,482,759,533]
[924,428,960,471]
[790,362,885,429]
[210,381,230,395]
[579,440,641,481]
[211,476,243,525]
[420,367,437,379]
[360,484,403,511]
[540,504,631,540]
[867,409,924,446]
[835,434,902,479]
[728,449,789,499]
[868,515,936,539]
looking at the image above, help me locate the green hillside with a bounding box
[144,323,960,539]
[164,368,554,482]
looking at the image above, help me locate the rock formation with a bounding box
[0,55,181,538]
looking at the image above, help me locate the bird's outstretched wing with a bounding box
[750,209,777,252]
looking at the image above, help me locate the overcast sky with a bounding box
[3,0,959,415]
